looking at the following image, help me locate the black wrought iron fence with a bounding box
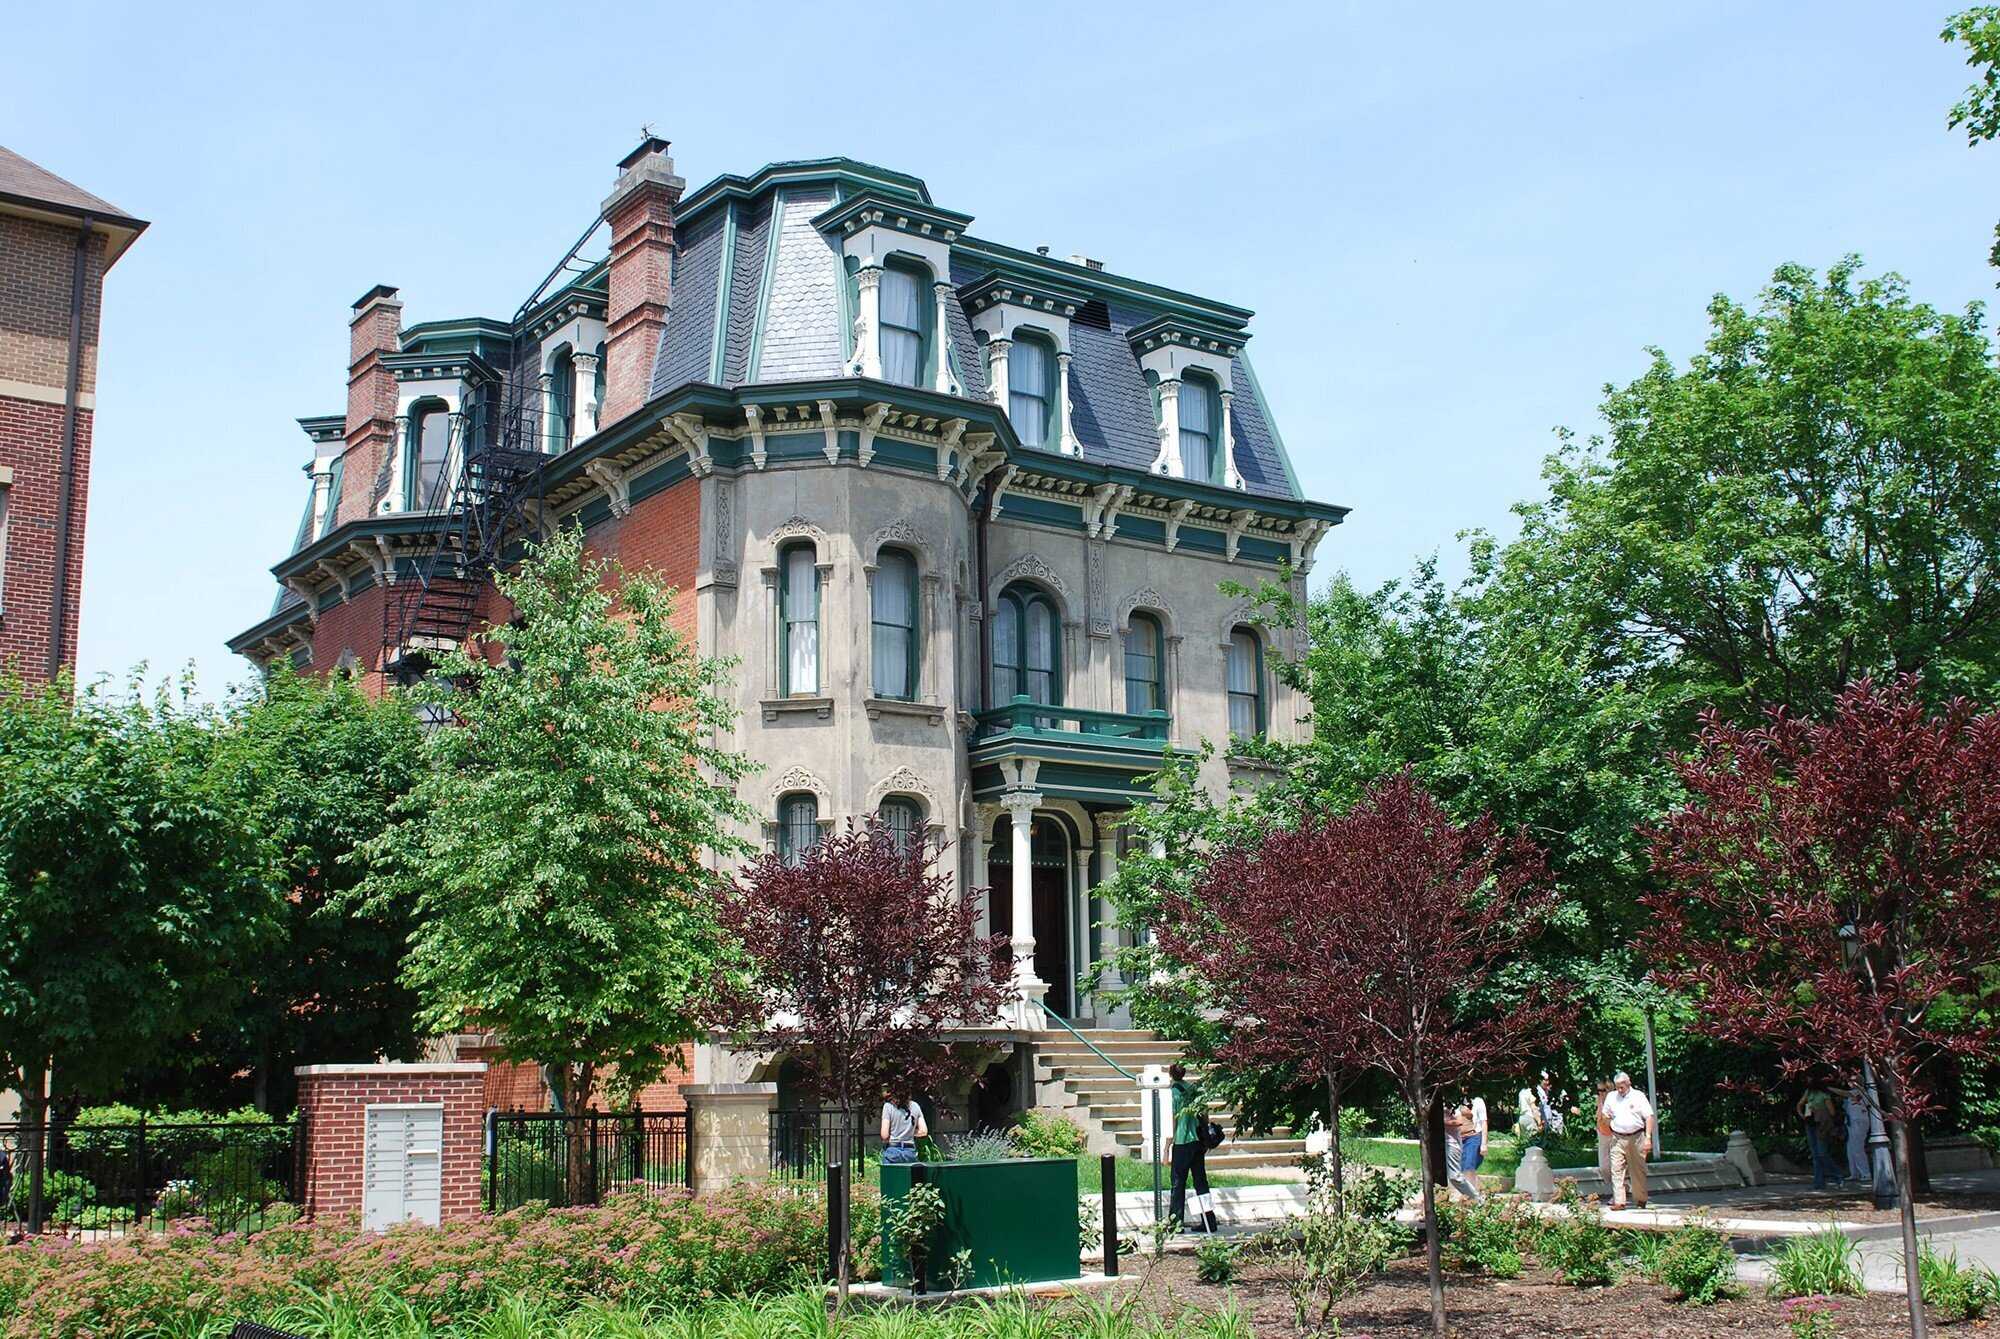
[0,1118,300,1234]
[768,1108,864,1181]
[486,1110,689,1211]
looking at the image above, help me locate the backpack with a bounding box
[1201,1120,1226,1150]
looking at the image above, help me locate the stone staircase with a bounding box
[1030,1027,1307,1172]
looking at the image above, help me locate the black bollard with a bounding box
[1100,1153,1118,1277]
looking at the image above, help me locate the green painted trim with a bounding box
[298,414,344,443]
[1235,350,1303,499]
[746,187,787,382]
[520,259,610,333]
[317,455,344,539]
[955,235,1254,326]
[678,158,932,231]
[811,189,973,239]
[273,510,447,585]
[228,598,314,653]
[709,198,739,385]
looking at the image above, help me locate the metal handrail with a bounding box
[1037,1005,1137,1081]
[972,696,1171,743]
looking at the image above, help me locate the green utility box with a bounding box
[880,1158,1080,1289]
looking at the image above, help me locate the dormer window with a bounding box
[1007,335,1055,448]
[878,260,929,387]
[405,401,452,510]
[1179,374,1219,484]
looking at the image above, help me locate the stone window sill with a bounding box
[865,697,946,725]
[761,696,834,722]
[1225,751,1283,773]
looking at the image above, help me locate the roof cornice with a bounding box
[812,189,974,244]
[677,158,933,229]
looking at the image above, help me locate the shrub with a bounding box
[1622,1229,1666,1281]
[1656,1223,1736,1305]
[938,1128,1017,1163]
[1766,1227,1863,1299]
[1780,1294,1846,1339]
[1537,1186,1621,1287]
[1336,1105,1373,1144]
[1919,1241,1999,1320]
[1436,1197,1522,1278]
[1011,1109,1088,1159]
[1194,1236,1237,1285]
[1343,1163,1416,1225]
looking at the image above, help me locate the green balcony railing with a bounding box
[971,695,1170,749]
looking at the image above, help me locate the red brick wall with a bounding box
[295,1064,487,1223]
[582,474,700,636]
[0,396,90,682]
[308,582,392,695]
[602,170,680,428]
[469,1050,692,1114]
[0,214,108,686]
[338,292,401,526]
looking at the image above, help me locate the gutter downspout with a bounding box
[48,215,92,682]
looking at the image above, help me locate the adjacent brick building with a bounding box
[0,146,144,683]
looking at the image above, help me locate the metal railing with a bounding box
[1038,1006,1138,1080]
[485,1110,689,1211]
[769,1108,865,1181]
[1,1118,300,1235]
[972,696,1170,746]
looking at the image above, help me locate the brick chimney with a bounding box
[341,284,402,523]
[600,138,684,428]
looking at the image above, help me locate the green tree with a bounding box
[0,673,280,1216]
[178,664,424,1112]
[1944,7,2000,266]
[1510,259,2000,717]
[356,527,753,1129]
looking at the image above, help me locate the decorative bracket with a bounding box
[1163,498,1196,553]
[936,417,967,481]
[667,413,713,478]
[743,403,767,471]
[584,460,632,518]
[858,402,891,468]
[1225,508,1254,562]
[817,399,840,465]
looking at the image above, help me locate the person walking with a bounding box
[1844,1078,1872,1184]
[1601,1071,1655,1210]
[1167,1063,1219,1234]
[1593,1080,1615,1187]
[1463,1093,1489,1173]
[1517,1082,1541,1138]
[879,1087,927,1165]
[1797,1084,1846,1191]
[1445,1102,1486,1201]
[1537,1072,1566,1137]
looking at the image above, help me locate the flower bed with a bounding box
[0,1184,877,1338]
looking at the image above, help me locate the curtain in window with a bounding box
[779,794,819,866]
[782,546,819,694]
[1009,339,1051,447]
[872,551,917,699]
[993,597,1020,702]
[548,351,575,454]
[1026,599,1056,704]
[1179,377,1216,482]
[414,408,451,509]
[880,798,919,853]
[1124,615,1161,713]
[1227,629,1262,737]
[879,266,924,387]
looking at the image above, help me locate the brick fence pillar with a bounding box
[684,1082,777,1195]
[294,1062,488,1225]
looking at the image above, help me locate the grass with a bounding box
[1348,1131,1717,1182]
[788,1153,1286,1200]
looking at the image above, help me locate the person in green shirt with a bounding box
[1168,1063,1219,1234]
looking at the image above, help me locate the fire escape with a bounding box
[384,217,607,682]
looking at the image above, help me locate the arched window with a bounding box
[1227,627,1265,739]
[778,793,819,866]
[871,548,919,700]
[1124,613,1163,714]
[879,797,921,853]
[878,260,929,387]
[405,401,452,510]
[1179,374,1217,483]
[779,543,820,695]
[994,583,1060,706]
[547,346,575,454]
[1008,336,1054,448]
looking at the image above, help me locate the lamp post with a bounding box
[1839,922,1899,1210]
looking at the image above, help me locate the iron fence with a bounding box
[0,1118,300,1235]
[486,1110,689,1211]
[769,1109,865,1181]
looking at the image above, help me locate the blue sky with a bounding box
[6,2,1997,696]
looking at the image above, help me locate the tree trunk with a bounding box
[1424,1096,1447,1187]
[1889,1116,1929,1339]
[1415,1100,1446,1337]
[564,1062,595,1207]
[1325,1073,1345,1217]
[835,1087,853,1308]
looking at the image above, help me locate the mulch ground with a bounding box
[1685,1184,2000,1225]
[1121,1252,1931,1337]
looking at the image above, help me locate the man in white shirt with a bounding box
[1601,1071,1656,1209]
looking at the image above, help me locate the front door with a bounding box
[987,815,1074,1018]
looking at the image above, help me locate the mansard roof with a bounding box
[646,158,1307,503]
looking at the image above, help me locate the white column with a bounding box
[1154,377,1183,476]
[573,351,601,440]
[384,414,410,512]
[985,337,1012,408]
[537,372,556,453]
[309,462,334,535]
[971,809,994,937]
[1219,387,1243,490]
[1073,846,1092,1018]
[1096,827,1125,994]
[852,265,883,379]
[1056,350,1081,456]
[933,282,959,395]
[1001,792,1047,1013]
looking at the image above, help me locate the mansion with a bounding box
[228,139,1346,1114]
